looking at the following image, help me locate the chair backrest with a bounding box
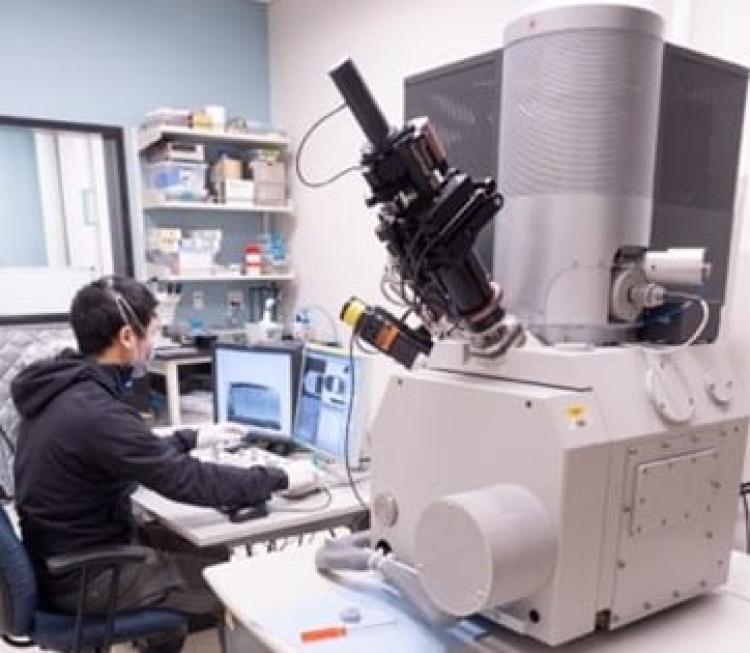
[0,507,37,636]
[0,325,75,498]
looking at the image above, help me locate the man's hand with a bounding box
[277,461,321,498]
[196,423,247,450]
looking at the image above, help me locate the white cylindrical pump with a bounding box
[494,4,665,344]
[413,484,557,616]
[643,248,710,285]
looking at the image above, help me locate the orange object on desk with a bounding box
[300,625,347,643]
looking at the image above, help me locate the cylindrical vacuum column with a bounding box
[494,4,664,344]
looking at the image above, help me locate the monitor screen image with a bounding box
[213,344,299,440]
[293,346,367,465]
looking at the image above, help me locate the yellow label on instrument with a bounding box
[566,404,588,427]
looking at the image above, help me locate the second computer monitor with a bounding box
[293,345,369,467]
[213,343,301,441]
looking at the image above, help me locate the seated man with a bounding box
[10,276,301,638]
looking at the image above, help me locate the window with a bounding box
[0,116,133,322]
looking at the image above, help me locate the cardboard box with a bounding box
[221,179,255,203]
[211,157,242,185]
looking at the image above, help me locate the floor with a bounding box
[0,629,222,653]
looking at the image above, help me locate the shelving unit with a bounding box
[142,194,294,215]
[136,121,295,286]
[137,125,289,151]
[157,272,296,283]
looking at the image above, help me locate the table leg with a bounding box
[166,362,181,426]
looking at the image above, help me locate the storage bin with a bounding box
[145,162,208,201]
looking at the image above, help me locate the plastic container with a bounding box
[244,244,262,277]
[145,161,208,201]
[142,107,191,129]
[248,159,287,205]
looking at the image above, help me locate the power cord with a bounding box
[656,292,710,354]
[272,486,334,514]
[295,102,364,188]
[740,482,750,554]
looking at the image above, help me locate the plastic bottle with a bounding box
[226,300,247,329]
[292,310,312,342]
[259,298,283,342]
[244,243,262,277]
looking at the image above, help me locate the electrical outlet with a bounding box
[192,290,205,310]
[226,290,244,308]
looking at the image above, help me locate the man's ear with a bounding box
[116,324,137,351]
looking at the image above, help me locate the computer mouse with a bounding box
[225,502,269,522]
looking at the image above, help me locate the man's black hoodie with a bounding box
[11,351,287,589]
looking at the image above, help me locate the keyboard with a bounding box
[191,444,365,491]
[192,445,291,469]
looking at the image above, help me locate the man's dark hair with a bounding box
[70,276,158,356]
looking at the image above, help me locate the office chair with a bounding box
[0,506,187,652]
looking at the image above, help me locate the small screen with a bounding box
[293,347,365,464]
[213,345,295,440]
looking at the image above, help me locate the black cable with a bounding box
[295,102,364,188]
[741,482,750,555]
[345,335,368,511]
[743,493,750,555]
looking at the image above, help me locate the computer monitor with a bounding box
[293,344,369,467]
[212,343,301,441]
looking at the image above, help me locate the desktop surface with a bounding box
[132,443,369,548]
[205,547,750,653]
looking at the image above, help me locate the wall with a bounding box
[268,0,686,410]
[0,0,270,321]
[0,0,269,126]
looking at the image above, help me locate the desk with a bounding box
[132,480,369,550]
[148,349,211,425]
[204,547,750,653]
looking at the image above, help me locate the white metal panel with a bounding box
[33,132,67,266]
[57,132,111,274]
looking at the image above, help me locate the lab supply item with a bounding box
[258,297,283,342]
[141,107,191,129]
[211,154,242,184]
[299,620,393,644]
[178,230,221,275]
[225,298,247,329]
[220,179,255,204]
[212,343,302,441]
[249,157,287,205]
[147,141,205,163]
[204,105,227,131]
[148,228,182,254]
[255,232,288,272]
[155,283,181,329]
[145,161,208,202]
[244,322,264,345]
[292,311,312,342]
[244,244,262,277]
[190,105,227,131]
[147,229,182,278]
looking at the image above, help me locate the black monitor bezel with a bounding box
[211,342,303,441]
